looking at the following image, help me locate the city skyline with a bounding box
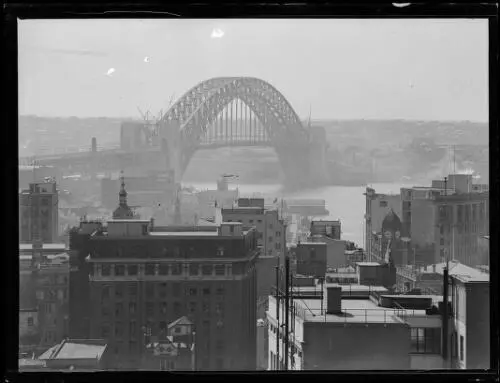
[19,19,488,122]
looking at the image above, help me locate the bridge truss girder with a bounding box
[158,77,312,180]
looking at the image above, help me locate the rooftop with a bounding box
[356,262,381,267]
[149,231,220,237]
[428,261,489,283]
[294,298,426,324]
[38,339,107,361]
[297,241,327,246]
[20,243,66,251]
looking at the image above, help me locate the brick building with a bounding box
[19,181,59,243]
[70,217,258,371]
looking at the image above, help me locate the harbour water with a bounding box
[183,181,414,247]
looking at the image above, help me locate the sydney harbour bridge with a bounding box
[21,77,330,189]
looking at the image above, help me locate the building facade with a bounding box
[222,199,286,259]
[19,181,59,243]
[364,188,403,261]
[19,242,70,354]
[294,242,327,278]
[79,219,258,371]
[433,192,489,267]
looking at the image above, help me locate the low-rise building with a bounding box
[222,199,286,258]
[267,283,460,370]
[294,242,327,278]
[37,338,110,370]
[19,243,70,355]
[70,214,258,371]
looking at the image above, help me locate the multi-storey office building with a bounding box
[222,198,286,259]
[439,262,489,369]
[80,219,258,371]
[19,243,70,354]
[433,192,489,267]
[267,284,446,370]
[19,181,59,243]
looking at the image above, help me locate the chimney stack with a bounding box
[326,286,342,314]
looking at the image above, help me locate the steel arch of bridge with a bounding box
[160,77,310,148]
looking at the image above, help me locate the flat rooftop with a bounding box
[19,243,66,251]
[295,298,426,324]
[356,262,381,267]
[39,339,107,361]
[429,261,489,283]
[149,231,220,237]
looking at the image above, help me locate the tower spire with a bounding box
[119,170,128,206]
[113,170,134,219]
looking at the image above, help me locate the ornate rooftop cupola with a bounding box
[113,171,134,219]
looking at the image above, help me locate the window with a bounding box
[379,201,388,207]
[159,264,169,275]
[202,357,210,369]
[27,317,34,327]
[115,322,124,338]
[114,285,123,300]
[268,236,273,243]
[189,264,199,276]
[202,302,210,314]
[174,302,182,316]
[146,284,155,297]
[173,283,181,297]
[215,265,225,276]
[115,265,125,276]
[188,288,197,296]
[410,328,440,354]
[145,264,156,276]
[129,321,136,338]
[216,358,224,370]
[127,265,138,276]
[129,302,136,315]
[102,265,111,276]
[102,306,111,317]
[172,264,182,275]
[101,325,110,339]
[202,265,213,275]
[101,285,111,301]
[216,286,225,295]
[276,231,281,237]
[160,302,167,314]
[159,321,167,331]
[249,219,254,224]
[216,319,224,329]
[146,303,154,317]
[460,335,464,361]
[451,331,458,358]
[159,283,167,298]
[189,302,197,314]
[129,284,137,296]
[216,302,225,315]
[203,287,211,295]
[216,340,225,352]
[257,219,262,224]
[115,302,124,317]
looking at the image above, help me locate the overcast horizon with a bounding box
[19,19,488,122]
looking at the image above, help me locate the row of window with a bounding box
[410,328,441,354]
[101,284,226,300]
[102,301,226,318]
[101,318,225,340]
[99,263,228,277]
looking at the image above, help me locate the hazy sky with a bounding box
[18,19,488,121]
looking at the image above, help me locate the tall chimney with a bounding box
[326,286,342,314]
